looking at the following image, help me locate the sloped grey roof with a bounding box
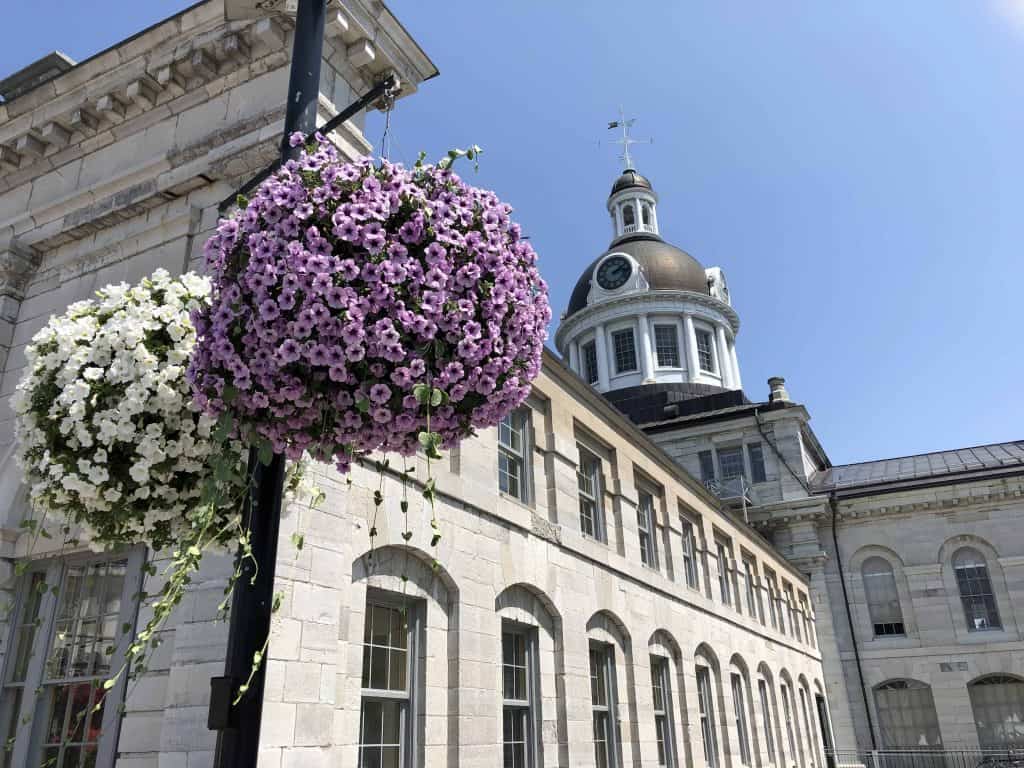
[811,441,1024,493]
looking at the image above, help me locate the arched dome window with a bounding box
[968,675,1024,748]
[622,204,635,229]
[641,203,652,227]
[861,557,904,637]
[952,547,1001,631]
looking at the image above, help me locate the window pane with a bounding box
[953,548,1001,631]
[698,451,716,482]
[681,524,698,588]
[969,677,1024,748]
[362,603,409,694]
[654,325,680,368]
[732,674,752,766]
[583,342,599,384]
[874,680,943,748]
[747,443,767,483]
[697,667,719,768]
[718,448,744,480]
[696,330,716,372]
[759,680,776,764]
[612,330,637,373]
[862,557,904,636]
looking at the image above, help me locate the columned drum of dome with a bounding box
[555,167,743,402]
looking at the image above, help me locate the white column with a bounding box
[594,323,610,391]
[638,315,655,382]
[614,205,623,238]
[716,325,734,389]
[568,341,580,373]
[683,314,700,380]
[632,199,642,230]
[729,339,742,390]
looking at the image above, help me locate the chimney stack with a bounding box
[768,376,790,405]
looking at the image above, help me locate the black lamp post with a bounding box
[208,2,325,767]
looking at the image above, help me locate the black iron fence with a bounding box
[826,749,1024,768]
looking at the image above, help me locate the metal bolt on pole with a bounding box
[208,1,326,766]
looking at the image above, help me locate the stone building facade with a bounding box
[554,168,1024,755]
[0,3,834,768]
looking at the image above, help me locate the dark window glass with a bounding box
[612,330,637,374]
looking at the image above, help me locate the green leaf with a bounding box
[222,385,238,404]
[412,382,430,405]
[401,531,413,542]
[429,387,444,408]
[430,533,441,547]
[258,441,274,467]
[373,490,383,507]
[399,500,409,514]
[355,398,370,413]
[290,532,305,551]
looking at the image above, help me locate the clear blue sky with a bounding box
[4,1,1023,465]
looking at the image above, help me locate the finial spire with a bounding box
[606,107,652,171]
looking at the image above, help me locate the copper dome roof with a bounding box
[565,234,709,318]
[610,169,653,195]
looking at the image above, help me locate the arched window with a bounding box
[873,680,943,748]
[861,557,905,637]
[969,676,1024,748]
[641,203,652,226]
[952,547,1001,631]
[622,204,635,228]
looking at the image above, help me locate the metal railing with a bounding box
[621,223,656,234]
[703,475,755,520]
[826,748,1024,768]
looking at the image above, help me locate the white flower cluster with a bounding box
[13,269,242,551]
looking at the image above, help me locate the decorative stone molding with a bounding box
[0,238,40,303]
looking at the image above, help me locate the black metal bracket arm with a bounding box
[217,73,399,213]
[208,675,239,731]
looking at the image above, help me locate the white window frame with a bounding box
[680,516,700,591]
[651,655,678,767]
[498,408,532,503]
[359,593,422,768]
[695,328,716,373]
[0,551,144,768]
[781,682,801,768]
[637,488,659,569]
[611,328,638,375]
[590,643,622,768]
[758,679,778,766]
[653,323,681,369]
[764,568,780,631]
[742,556,760,621]
[798,685,817,768]
[697,665,720,768]
[862,557,905,638]
[952,547,1002,632]
[715,536,733,607]
[502,623,542,768]
[731,673,753,767]
[578,447,606,543]
[783,583,801,641]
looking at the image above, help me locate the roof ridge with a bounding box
[826,439,1024,471]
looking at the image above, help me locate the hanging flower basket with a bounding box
[189,136,551,472]
[13,269,245,551]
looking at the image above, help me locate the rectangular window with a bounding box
[499,409,530,502]
[759,679,777,766]
[637,490,658,568]
[590,644,620,768]
[732,673,753,767]
[765,568,780,630]
[747,443,767,484]
[799,594,815,647]
[582,341,599,385]
[502,626,539,768]
[784,584,801,641]
[696,329,716,373]
[781,683,801,768]
[360,599,416,768]
[680,518,700,590]
[697,666,720,768]
[743,557,759,620]
[715,537,733,606]
[578,448,605,542]
[718,447,745,481]
[0,554,141,768]
[654,325,680,368]
[651,656,677,767]
[698,451,716,483]
[612,329,638,374]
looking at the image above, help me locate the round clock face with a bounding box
[596,255,632,290]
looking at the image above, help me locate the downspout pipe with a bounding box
[829,491,878,751]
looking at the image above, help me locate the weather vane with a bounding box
[605,107,653,170]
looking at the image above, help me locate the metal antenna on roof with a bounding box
[605,107,652,170]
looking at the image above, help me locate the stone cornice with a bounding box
[554,289,740,349]
[834,476,1024,522]
[0,238,41,302]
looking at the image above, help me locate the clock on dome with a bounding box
[596,254,632,290]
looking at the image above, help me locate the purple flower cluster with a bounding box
[189,135,550,473]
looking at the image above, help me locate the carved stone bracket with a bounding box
[0,237,41,305]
